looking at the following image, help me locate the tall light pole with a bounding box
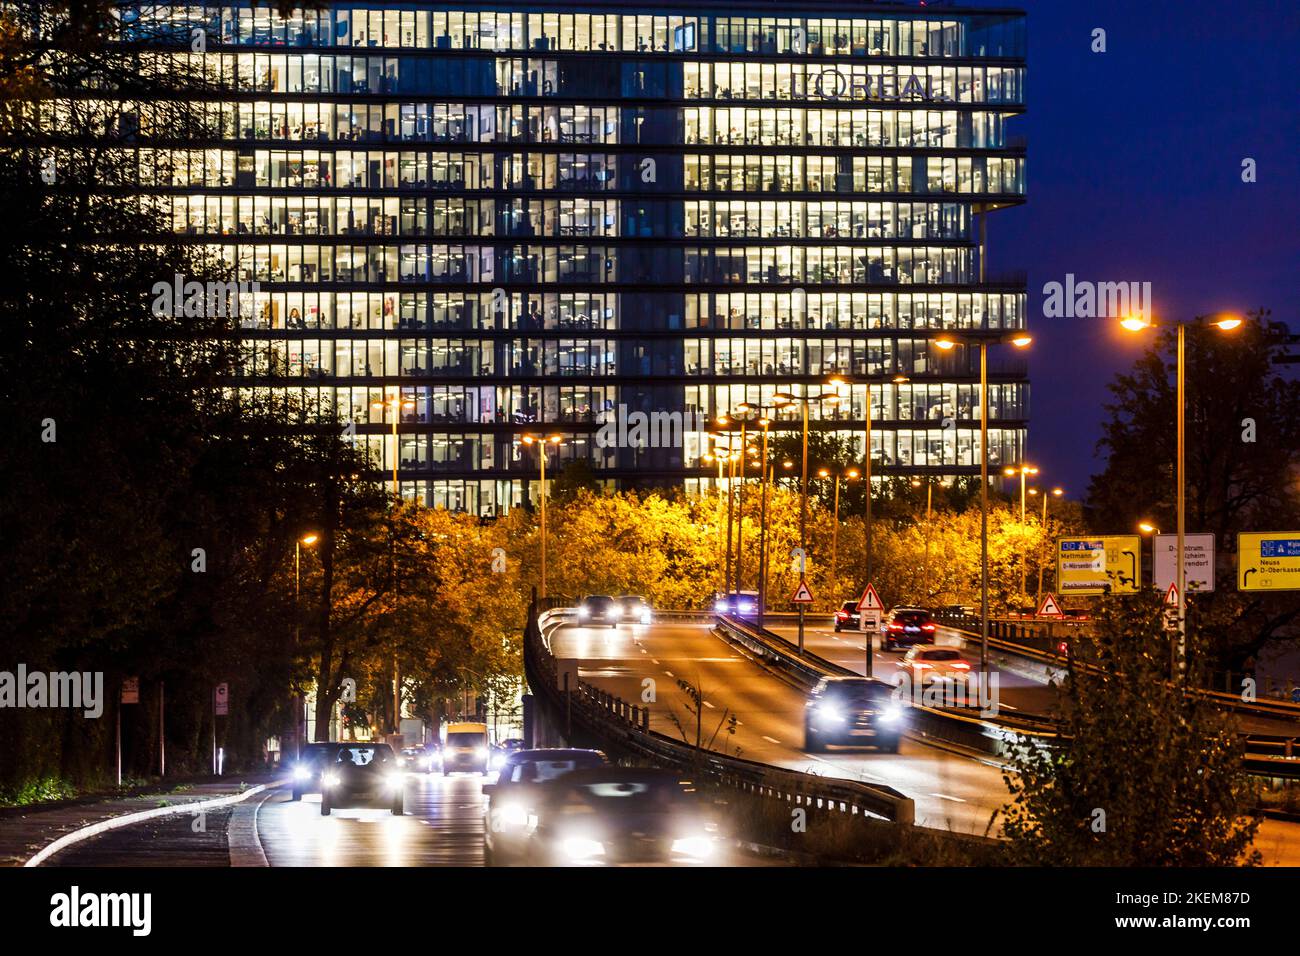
[818,466,859,586]
[1004,463,1039,603]
[772,388,842,651]
[757,418,772,630]
[521,433,562,598]
[1031,487,1063,607]
[372,395,414,736]
[1121,312,1241,674]
[935,331,1032,672]
[911,477,934,601]
[702,449,727,595]
[292,532,318,755]
[372,395,416,500]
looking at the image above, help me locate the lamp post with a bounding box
[911,478,934,601]
[756,419,772,630]
[1004,463,1039,603]
[371,395,416,500]
[934,331,1033,673]
[771,389,842,652]
[818,466,859,586]
[1030,487,1063,607]
[702,450,727,595]
[1120,312,1242,674]
[521,433,563,598]
[371,395,414,735]
[292,532,318,757]
[724,404,763,594]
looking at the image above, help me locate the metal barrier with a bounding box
[526,604,917,826]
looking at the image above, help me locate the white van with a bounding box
[442,721,490,774]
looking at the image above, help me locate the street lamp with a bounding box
[933,331,1033,672]
[1030,487,1064,607]
[818,466,859,586]
[371,396,416,500]
[1120,312,1242,673]
[521,433,563,598]
[911,477,935,601]
[771,388,842,652]
[291,531,318,758]
[1003,464,1040,521]
[723,404,764,596]
[825,374,892,587]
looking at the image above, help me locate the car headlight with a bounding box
[386,772,405,789]
[879,703,904,725]
[671,836,715,860]
[578,606,589,619]
[323,772,340,787]
[561,837,605,861]
[421,756,434,769]
[498,803,529,829]
[640,609,652,624]
[817,703,845,722]
[714,599,729,613]
[490,752,507,770]
[292,765,310,781]
[475,746,489,759]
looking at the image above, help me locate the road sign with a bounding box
[1163,583,1179,606]
[1036,593,1064,618]
[856,583,883,612]
[1056,536,1141,595]
[791,579,815,604]
[214,682,229,716]
[1238,532,1300,591]
[858,609,882,633]
[1154,533,1215,592]
[120,677,139,705]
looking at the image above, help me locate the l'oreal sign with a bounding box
[808,70,947,102]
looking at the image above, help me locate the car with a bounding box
[897,645,971,686]
[320,743,404,816]
[289,742,340,801]
[400,745,440,774]
[713,590,759,617]
[804,677,905,753]
[833,600,861,631]
[577,594,619,628]
[519,767,720,866]
[881,606,937,651]
[482,748,610,865]
[443,721,491,774]
[616,594,652,625]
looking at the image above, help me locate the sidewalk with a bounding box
[0,774,282,866]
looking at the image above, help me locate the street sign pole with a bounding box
[115,704,121,787]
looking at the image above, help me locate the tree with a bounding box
[1000,591,1260,865]
[1086,311,1300,669]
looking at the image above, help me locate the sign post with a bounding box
[1237,532,1300,591]
[1154,533,1215,593]
[791,578,814,654]
[213,683,229,776]
[118,677,139,787]
[856,584,883,677]
[1057,536,1142,595]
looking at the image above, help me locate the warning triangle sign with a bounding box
[1163,582,1179,606]
[791,579,815,604]
[856,583,883,612]
[1037,593,1064,618]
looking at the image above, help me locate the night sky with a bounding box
[990,0,1298,497]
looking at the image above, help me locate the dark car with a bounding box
[616,595,652,625]
[713,590,759,618]
[833,600,861,632]
[804,677,905,753]
[320,743,405,816]
[521,767,720,866]
[577,594,619,628]
[882,606,937,651]
[400,745,440,774]
[289,742,340,801]
[482,748,609,865]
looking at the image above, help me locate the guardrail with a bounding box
[525,602,917,826]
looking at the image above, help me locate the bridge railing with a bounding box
[525,603,917,826]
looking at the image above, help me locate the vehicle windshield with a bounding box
[557,778,690,813]
[825,682,893,705]
[894,611,933,624]
[840,602,857,611]
[921,649,962,661]
[334,746,390,767]
[512,756,605,783]
[447,732,485,747]
[586,596,614,608]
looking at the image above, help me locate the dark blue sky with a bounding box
[991,0,1298,497]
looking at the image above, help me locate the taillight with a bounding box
[922,623,936,631]
[836,611,848,620]
[888,623,903,631]
[914,662,932,669]
[952,661,970,670]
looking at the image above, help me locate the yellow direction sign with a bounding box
[1056,536,1141,595]
[1238,532,1300,591]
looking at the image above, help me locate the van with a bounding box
[442,721,490,774]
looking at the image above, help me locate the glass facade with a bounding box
[112,2,1028,514]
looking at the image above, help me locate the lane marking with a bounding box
[664,670,674,678]
[928,792,967,803]
[702,700,716,709]
[761,735,782,745]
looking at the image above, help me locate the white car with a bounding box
[897,646,971,685]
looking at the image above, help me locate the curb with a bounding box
[228,786,279,867]
[24,781,280,867]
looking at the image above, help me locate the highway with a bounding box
[550,616,1300,862]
